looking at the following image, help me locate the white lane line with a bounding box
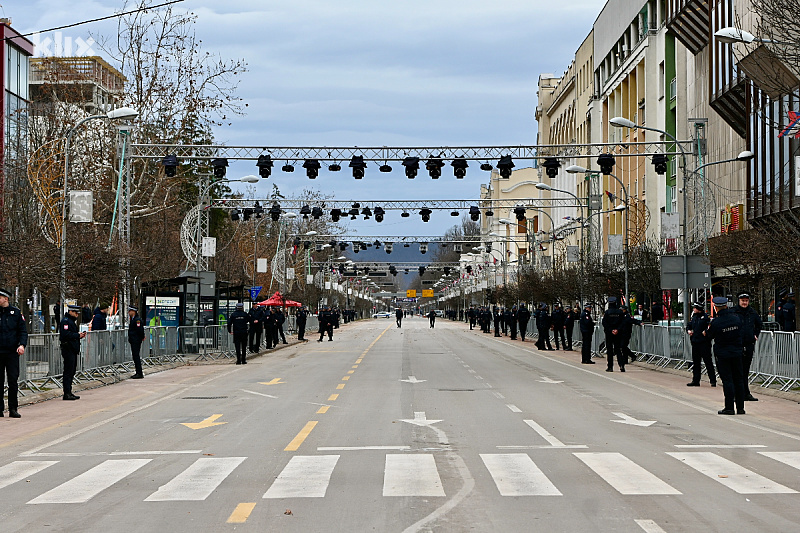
[145,457,246,501]
[506,404,522,413]
[383,454,445,497]
[635,519,668,533]
[264,455,339,499]
[28,459,152,504]
[675,445,766,449]
[0,461,58,490]
[241,389,278,399]
[26,451,201,457]
[492,392,505,400]
[760,451,800,471]
[475,375,483,380]
[496,340,800,443]
[668,452,797,494]
[480,454,561,496]
[524,419,566,447]
[497,445,588,450]
[467,369,476,374]
[318,446,410,451]
[575,453,681,495]
[21,367,242,457]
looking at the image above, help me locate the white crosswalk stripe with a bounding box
[383,454,445,497]
[667,452,797,494]
[145,457,246,501]
[28,459,151,504]
[264,455,339,499]
[574,453,681,495]
[0,461,58,490]
[480,453,561,496]
[760,451,800,472]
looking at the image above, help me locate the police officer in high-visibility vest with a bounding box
[60,304,86,400]
[128,306,145,379]
[0,288,27,417]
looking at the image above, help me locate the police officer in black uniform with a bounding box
[274,308,288,344]
[493,307,501,337]
[508,305,518,340]
[248,304,263,354]
[319,305,334,341]
[551,304,566,350]
[296,307,308,341]
[708,296,746,415]
[533,304,550,348]
[782,293,796,332]
[127,305,145,379]
[734,293,762,401]
[60,304,86,400]
[227,302,249,364]
[262,307,276,349]
[0,288,27,417]
[579,303,595,364]
[396,308,403,328]
[467,306,476,330]
[602,297,626,372]
[686,302,715,387]
[564,305,578,350]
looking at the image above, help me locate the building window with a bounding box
[669,77,677,101]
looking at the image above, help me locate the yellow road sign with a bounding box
[422,289,434,298]
[406,290,417,298]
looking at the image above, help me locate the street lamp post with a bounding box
[60,107,138,316]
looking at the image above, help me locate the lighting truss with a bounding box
[211,198,582,210]
[128,141,693,161]
[291,235,530,244]
[313,262,464,269]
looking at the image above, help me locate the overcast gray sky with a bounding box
[12,0,608,236]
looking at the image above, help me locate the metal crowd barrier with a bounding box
[7,326,229,399]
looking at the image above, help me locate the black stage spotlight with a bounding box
[542,157,561,179]
[401,211,410,218]
[281,163,294,173]
[418,266,426,276]
[452,157,468,179]
[330,208,342,222]
[257,154,273,178]
[350,155,367,179]
[419,243,428,254]
[379,164,392,173]
[329,163,342,172]
[480,162,493,171]
[451,211,459,217]
[162,154,178,177]
[311,206,324,219]
[652,154,669,175]
[385,243,393,254]
[597,153,616,175]
[269,203,282,221]
[211,158,228,180]
[253,202,264,218]
[349,203,360,219]
[230,209,240,221]
[419,208,432,222]
[469,206,481,221]
[403,156,420,179]
[242,208,252,222]
[426,155,444,179]
[374,206,385,222]
[303,159,321,179]
[300,205,311,219]
[514,206,526,221]
[362,207,372,219]
[496,155,514,179]
[485,209,494,217]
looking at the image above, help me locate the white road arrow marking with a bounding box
[611,412,656,427]
[400,411,442,427]
[400,376,427,383]
[538,376,563,384]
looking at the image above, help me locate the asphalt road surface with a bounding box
[2,316,800,533]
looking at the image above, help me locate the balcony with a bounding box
[665,0,710,55]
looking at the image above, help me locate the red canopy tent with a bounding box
[256,291,302,308]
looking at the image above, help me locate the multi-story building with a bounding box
[1,19,34,233]
[29,56,125,115]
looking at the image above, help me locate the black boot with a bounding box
[9,409,21,418]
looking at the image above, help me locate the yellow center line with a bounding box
[227,503,256,524]
[352,365,359,368]
[355,359,363,364]
[285,421,318,451]
[336,384,345,389]
[316,405,330,414]
[328,394,339,401]
[347,370,355,374]
[342,376,350,381]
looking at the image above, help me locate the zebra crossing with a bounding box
[2,450,799,504]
